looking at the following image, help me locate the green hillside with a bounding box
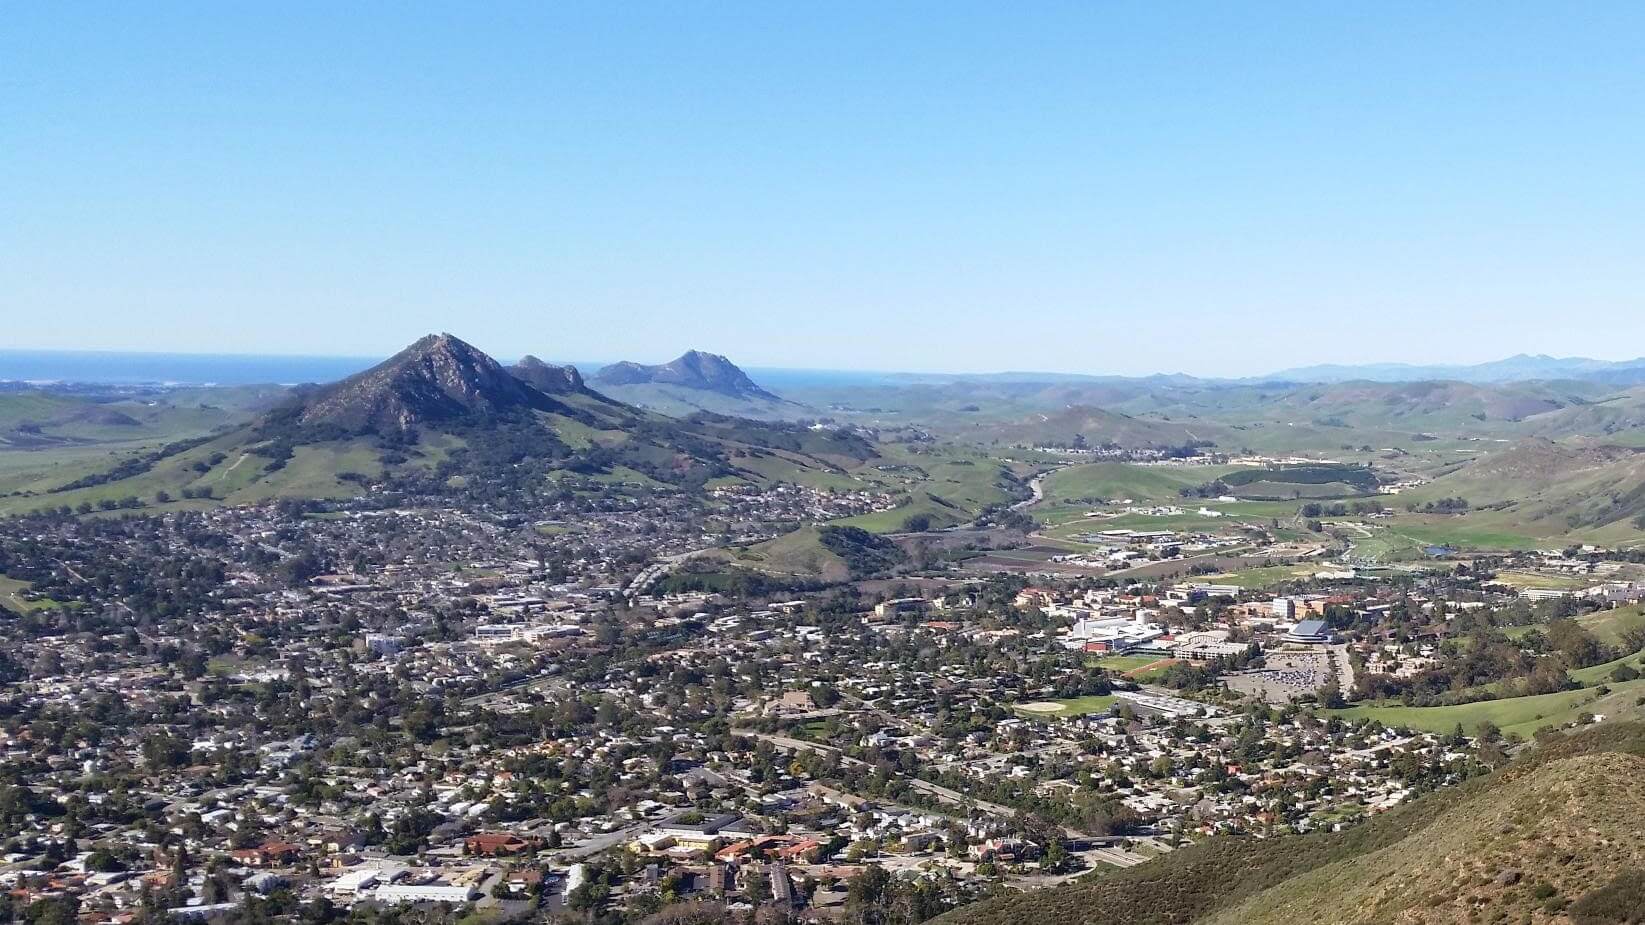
[591,381,803,421]
[1398,439,1645,545]
[1041,462,1239,504]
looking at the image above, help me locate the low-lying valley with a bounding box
[5,337,1645,925]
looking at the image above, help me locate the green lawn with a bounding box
[0,576,61,614]
[1330,676,1645,739]
[1202,565,1320,590]
[1130,662,1179,683]
[1090,655,1157,672]
[1014,695,1117,719]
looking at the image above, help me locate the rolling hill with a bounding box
[960,405,1225,450]
[787,376,1623,454]
[1403,438,1645,540]
[1517,385,1645,444]
[936,721,1645,925]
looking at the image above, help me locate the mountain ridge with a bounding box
[287,333,562,433]
[1269,353,1645,385]
[591,350,782,401]
[508,354,589,395]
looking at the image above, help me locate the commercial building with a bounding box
[373,883,479,904]
[1282,619,1332,645]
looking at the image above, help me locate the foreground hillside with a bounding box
[936,722,1645,925]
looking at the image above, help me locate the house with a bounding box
[465,833,537,857]
[229,840,302,868]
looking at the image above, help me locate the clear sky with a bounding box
[5,2,1644,376]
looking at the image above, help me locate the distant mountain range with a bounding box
[1268,353,1645,385]
[13,346,1645,390]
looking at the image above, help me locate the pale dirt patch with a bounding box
[1016,701,1065,713]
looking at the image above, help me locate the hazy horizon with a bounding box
[5,341,1645,388]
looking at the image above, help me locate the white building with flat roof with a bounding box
[374,884,478,904]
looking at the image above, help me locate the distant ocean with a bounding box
[0,349,901,390]
[0,350,381,386]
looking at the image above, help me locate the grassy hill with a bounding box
[789,377,1621,455]
[1041,462,1240,505]
[833,444,1026,532]
[1200,749,1645,925]
[1399,439,1645,544]
[0,387,272,450]
[957,405,1224,450]
[936,722,1645,925]
[1518,385,1645,444]
[592,382,804,421]
[1331,677,1645,739]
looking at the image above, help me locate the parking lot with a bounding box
[1224,649,1335,703]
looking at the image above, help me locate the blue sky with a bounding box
[5,2,1644,376]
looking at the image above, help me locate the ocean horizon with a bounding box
[0,349,389,386]
[0,349,902,390]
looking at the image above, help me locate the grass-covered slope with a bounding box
[1401,439,1645,543]
[935,722,1645,925]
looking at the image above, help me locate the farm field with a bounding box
[1380,518,1546,552]
[1487,569,1590,591]
[1040,462,1238,505]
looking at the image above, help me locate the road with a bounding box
[558,822,651,861]
[460,672,569,707]
[623,546,719,599]
[1329,642,1357,693]
[1011,467,1062,511]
